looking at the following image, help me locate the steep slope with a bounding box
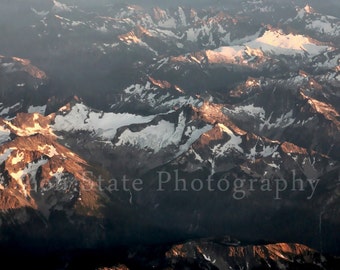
[0,0,339,268]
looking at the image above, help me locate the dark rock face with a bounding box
[0,0,339,269]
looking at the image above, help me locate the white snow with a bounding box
[246,30,330,56]
[49,166,64,177]
[294,6,339,37]
[117,111,212,153]
[202,253,216,264]
[306,18,340,36]
[208,46,245,62]
[0,148,14,164]
[53,103,155,140]
[186,28,200,42]
[10,158,48,197]
[117,120,179,152]
[0,125,10,144]
[231,105,266,119]
[47,167,66,190]
[38,145,59,158]
[52,0,72,13]
[11,151,24,165]
[260,110,295,130]
[177,7,187,26]
[247,143,279,160]
[0,102,21,116]
[28,105,47,115]
[3,114,52,137]
[97,24,108,33]
[1,62,16,73]
[31,7,49,17]
[119,33,158,55]
[229,29,263,46]
[117,112,186,152]
[158,17,177,29]
[177,124,212,157]
[212,124,244,156]
[186,23,215,45]
[190,148,204,163]
[207,29,332,64]
[71,21,85,27]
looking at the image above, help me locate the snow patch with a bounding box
[28,105,47,115]
[260,110,295,130]
[247,143,279,160]
[117,112,212,153]
[10,158,48,197]
[232,105,265,119]
[11,151,24,165]
[53,103,155,140]
[0,126,10,144]
[52,0,72,13]
[0,102,21,117]
[31,7,49,17]
[246,30,330,56]
[0,148,14,164]
[38,145,59,158]
[212,124,244,155]
[158,17,177,29]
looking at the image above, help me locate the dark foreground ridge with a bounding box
[1,236,340,270]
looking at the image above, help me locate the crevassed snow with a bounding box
[53,103,155,140]
[0,125,10,144]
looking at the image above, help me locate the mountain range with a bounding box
[0,0,339,269]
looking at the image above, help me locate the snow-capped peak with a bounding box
[247,29,330,55]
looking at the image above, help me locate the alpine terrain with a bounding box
[0,0,339,269]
